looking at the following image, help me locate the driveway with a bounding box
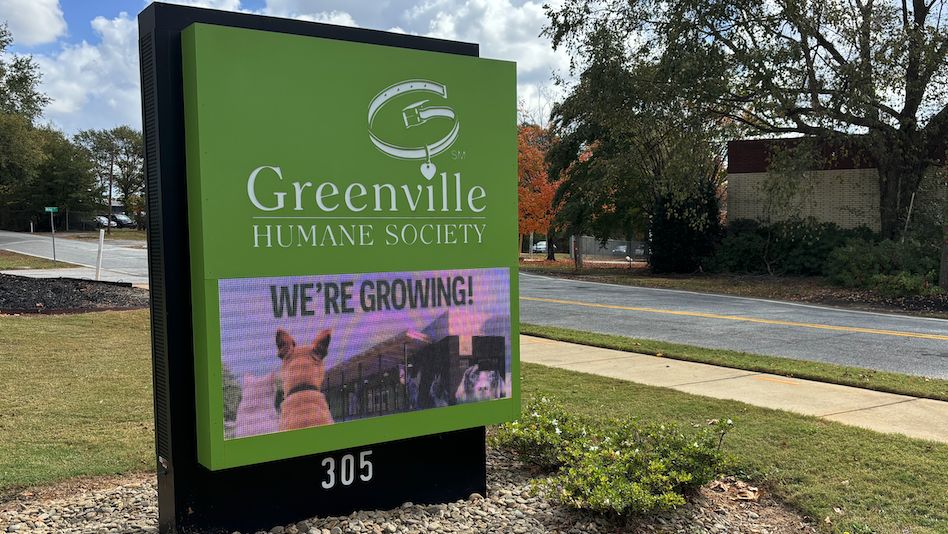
[520,272,948,379]
[0,230,148,285]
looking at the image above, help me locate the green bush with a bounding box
[490,396,582,470]
[649,180,722,274]
[704,227,769,273]
[708,218,875,276]
[493,397,731,516]
[868,272,940,297]
[824,238,941,295]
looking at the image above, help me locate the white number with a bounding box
[360,450,373,482]
[321,457,335,489]
[321,450,372,489]
[340,454,355,486]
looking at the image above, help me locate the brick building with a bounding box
[726,139,882,231]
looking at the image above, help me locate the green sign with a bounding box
[182,23,518,470]
[44,206,58,213]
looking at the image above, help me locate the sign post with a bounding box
[45,207,58,261]
[95,229,105,280]
[139,4,517,533]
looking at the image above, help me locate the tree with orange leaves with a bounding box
[518,124,561,255]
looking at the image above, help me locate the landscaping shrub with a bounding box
[649,181,722,274]
[708,218,875,275]
[704,226,769,273]
[493,397,731,516]
[491,396,582,470]
[825,238,941,295]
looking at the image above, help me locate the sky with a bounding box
[0,0,568,135]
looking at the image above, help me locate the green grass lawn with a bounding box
[0,250,79,270]
[39,229,147,242]
[0,310,153,496]
[521,323,948,401]
[523,363,948,534]
[1,310,946,533]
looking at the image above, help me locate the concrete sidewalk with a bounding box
[521,335,948,444]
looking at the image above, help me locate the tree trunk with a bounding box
[572,235,583,270]
[876,148,927,240]
[546,226,555,261]
[941,174,948,289]
[107,151,114,236]
[940,222,948,290]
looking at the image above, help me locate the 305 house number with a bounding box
[321,450,373,489]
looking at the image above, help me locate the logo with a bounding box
[368,80,460,180]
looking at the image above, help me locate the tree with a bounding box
[74,128,116,231]
[547,0,948,278]
[0,113,43,205]
[75,126,145,214]
[0,24,48,122]
[26,129,97,227]
[650,172,722,273]
[0,23,49,229]
[518,124,562,253]
[111,126,144,204]
[545,38,728,272]
[548,0,948,237]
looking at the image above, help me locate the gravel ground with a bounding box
[0,273,149,313]
[0,449,815,534]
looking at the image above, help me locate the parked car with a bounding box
[110,213,137,228]
[95,215,117,228]
[612,243,646,258]
[531,240,556,253]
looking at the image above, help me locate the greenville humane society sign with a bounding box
[142,5,514,530]
[245,78,489,250]
[181,21,518,471]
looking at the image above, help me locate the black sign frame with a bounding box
[138,4,487,532]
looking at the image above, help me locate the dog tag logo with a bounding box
[367,80,460,180]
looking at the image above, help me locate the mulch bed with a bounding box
[0,273,149,314]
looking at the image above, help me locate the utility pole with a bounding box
[45,207,59,262]
[940,175,948,290]
[107,149,115,235]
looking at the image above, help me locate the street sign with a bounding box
[44,206,58,213]
[139,3,516,532]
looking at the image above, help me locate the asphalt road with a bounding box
[0,230,148,284]
[520,272,948,379]
[3,228,945,379]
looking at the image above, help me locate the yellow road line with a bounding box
[520,296,948,341]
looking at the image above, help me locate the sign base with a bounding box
[174,427,486,533]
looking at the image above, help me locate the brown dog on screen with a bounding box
[276,328,334,431]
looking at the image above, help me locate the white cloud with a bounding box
[408,0,570,120]
[0,0,66,46]
[35,12,140,132]
[32,0,568,133]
